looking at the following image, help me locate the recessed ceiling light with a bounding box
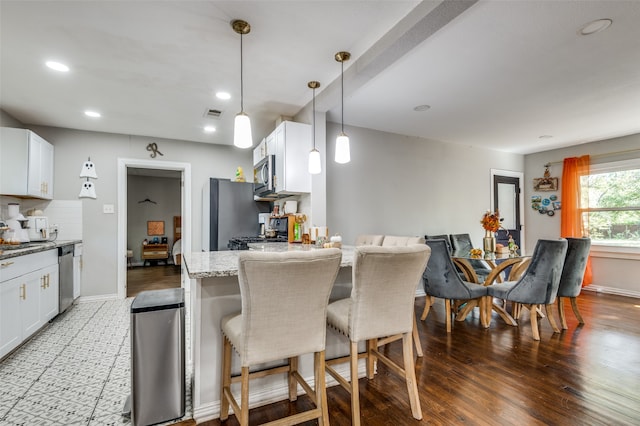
[216,92,231,100]
[539,135,553,139]
[578,18,612,36]
[84,110,101,118]
[45,61,69,72]
[204,126,216,133]
[413,104,431,112]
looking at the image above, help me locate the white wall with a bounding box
[524,133,640,296]
[324,122,524,246]
[27,125,253,297]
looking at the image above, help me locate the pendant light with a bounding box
[307,81,322,175]
[232,19,252,149]
[334,51,351,164]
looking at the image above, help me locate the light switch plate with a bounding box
[103,204,115,214]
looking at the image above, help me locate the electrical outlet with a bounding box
[103,204,115,214]
[51,224,59,233]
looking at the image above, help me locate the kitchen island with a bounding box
[183,243,356,423]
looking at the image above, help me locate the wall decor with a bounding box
[78,157,98,198]
[146,142,164,158]
[147,220,165,236]
[532,164,558,191]
[531,193,560,217]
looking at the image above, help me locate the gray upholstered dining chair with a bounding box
[426,234,451,253]
[354,234,384,246]
[325,245,431,426]
[449,233,492,281]
[487,239,568,340]
[219,249,342,426]
[557,237,591,329]
[421,239,488,332]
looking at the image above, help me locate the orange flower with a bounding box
[481,210,502,232]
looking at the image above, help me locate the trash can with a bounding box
[128,288,185,426]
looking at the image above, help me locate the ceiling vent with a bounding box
[204,108,223,119]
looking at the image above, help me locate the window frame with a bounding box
[582,157,640,257]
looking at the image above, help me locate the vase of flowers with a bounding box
[481,210,501,256]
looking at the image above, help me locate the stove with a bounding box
[227,236,288,250]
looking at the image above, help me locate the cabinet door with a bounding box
[39,138,54,199]
[27,133,43,197]
[73,256,82,299]
[273,124,286,193]
[0,278,22,358]
[40,265,59,323]
[253,139,266,165]
[21,272,42,338]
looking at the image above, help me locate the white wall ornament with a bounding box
[78,157,98,199]
[79,180,97,199]
[80,160,98,178]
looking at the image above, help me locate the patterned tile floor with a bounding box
[0,298,192,426]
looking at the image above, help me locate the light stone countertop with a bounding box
[0,239,81,260]
[183,243,354,279]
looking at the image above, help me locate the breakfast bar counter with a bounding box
[183,244,355,422]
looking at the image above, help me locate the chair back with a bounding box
[423,239,476,299]
[557,237,591,298]
[450,233,473,253]
[504,239,568,304]
[236,248,342,365]
[349,245,430,341]
[426,234,451,253]
[382,235,426,246]
[354,234,384,246]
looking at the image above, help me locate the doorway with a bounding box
[117,158,192,299]
[491,169,525,251]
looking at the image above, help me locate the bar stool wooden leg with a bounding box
[288,356,298,401]
[240,366,250,425]
[350,341,361,426]
[220,337,232,421]
[402,332,422,420]
[366,339,376,379]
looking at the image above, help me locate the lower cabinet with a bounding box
[0,250,58,358]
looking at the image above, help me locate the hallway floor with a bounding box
[0,298,192,426]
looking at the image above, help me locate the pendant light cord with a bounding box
[340,60,344,133]
[240,33,244,113]
[312,86,316,150]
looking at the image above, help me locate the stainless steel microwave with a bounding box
[254,155,276,198]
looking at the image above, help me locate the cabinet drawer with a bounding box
[0,249,57,283]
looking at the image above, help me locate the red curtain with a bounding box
[561,155,593,286]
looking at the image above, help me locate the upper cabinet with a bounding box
[0,128,54,200]
[273,121,311,195]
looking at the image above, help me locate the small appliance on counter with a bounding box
[4,203,30,243]
[27,216,50,241]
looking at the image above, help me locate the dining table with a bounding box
[451,250,532,328]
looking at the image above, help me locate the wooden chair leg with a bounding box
[412,315,423,357]
[420,297,431,321]
[288,356,298,401]
[366,339,376,379]
[530,304,540,341]
[316,351,330,426]
[240,366,250,426]
[220,336,232,421]
[570,297,585,324]
[545,304,560,333]
[402,332,423,420]
[558,297,568,329]
[444,299,452,333]
[350,341,361,426]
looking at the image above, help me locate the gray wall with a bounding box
[127,175,181,264]
[325,122,525,246]
[27,125,253,297]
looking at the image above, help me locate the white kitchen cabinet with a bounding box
[252,132,277,166]
[273,121,311,194]
[73,243,83,299]
[0,127,54,199]
[0,249,58,358]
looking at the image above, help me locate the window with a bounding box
[581,158,640,247]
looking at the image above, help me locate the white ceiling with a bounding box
[1,1,639,155]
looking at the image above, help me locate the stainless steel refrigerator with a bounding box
[202,178,270,251]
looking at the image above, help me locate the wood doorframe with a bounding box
[117,158,192,299]
[490,169,525,253]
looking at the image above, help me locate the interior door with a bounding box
[494,175,521,248]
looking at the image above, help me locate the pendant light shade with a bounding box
[335,51,351,164]
[307,81,321,174]
[232,19,252,149]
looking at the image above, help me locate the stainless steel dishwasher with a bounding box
[58,245,74,312]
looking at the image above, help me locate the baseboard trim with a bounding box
[192,359,365,423]
[582,285,640,299]
[76,293,119,303]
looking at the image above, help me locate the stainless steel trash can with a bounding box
[130,288,185,426]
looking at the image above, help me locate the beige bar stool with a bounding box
[325,245,431,425]
[220,248,342,426]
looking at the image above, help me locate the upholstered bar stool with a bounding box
[557,237,591,329]
[325,245,431,425]
[220,249,342,426]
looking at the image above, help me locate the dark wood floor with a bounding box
[126,264,181,297]
[202,291,640,425]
